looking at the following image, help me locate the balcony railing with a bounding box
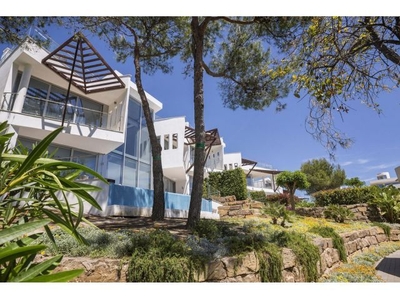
[1,92,109,129]
[247,177,273,190]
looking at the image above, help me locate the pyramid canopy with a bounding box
[42,32,125,94]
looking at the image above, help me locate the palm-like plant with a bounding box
[263,202,292,227]
[0,121,107,281]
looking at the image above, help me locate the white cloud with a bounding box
[365,163,398,171]
[341,161,353,166]
[356,159,369,164]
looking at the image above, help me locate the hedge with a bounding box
[313,186,379,206]
[204,168,248,200]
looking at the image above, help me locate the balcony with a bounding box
[1,92,125,154]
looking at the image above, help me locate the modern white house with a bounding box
[0,30,281,219]
[369,170,400,189]
[154,116,282,198]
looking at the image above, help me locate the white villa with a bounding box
[0,30,281,219]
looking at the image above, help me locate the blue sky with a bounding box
[3,8,400,186]
[43,23,400,186]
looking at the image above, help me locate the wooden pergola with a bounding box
[41,32,125,125]
[184,126,222,173]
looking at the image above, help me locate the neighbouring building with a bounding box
[370,170,400,189]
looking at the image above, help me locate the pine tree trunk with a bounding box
[133,45,165,221]
[187,17,206,229]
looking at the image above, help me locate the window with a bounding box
[172,133,178,149]
[164,134,169,150]
[23,77,49,116]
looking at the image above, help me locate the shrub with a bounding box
[249,190,267,202]
[205,168,247,200]
[192,219,236,241]
[368,186,400,223]
[127,229,207,282]
[323,204,354,223]
[313,186,379,206]
[262,202,293,227]
[265,193,301,206]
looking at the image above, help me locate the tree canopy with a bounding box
[344,177,365,188]
[276,170,310,210]
[300,158,346,194]
[277,17,400,157]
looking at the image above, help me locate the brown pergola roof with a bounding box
[42,32,125,94]
[184,126,221,147]
[184,126,222,173]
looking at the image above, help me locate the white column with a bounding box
[13,64,32,113]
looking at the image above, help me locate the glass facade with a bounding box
[18,76,152,189]
[105,97,152,189]
[17,139,97,180]
[22,75,106,128]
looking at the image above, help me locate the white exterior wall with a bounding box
[154,117,187,184]
[0,40,135,154]
[223,152,242,170]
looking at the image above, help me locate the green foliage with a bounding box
[269,230,320,282]
[0,220,84,282]
[256,243,283,282]
[127,229,206,282]
[296,200,315,208]
[249,190,267,202]
[0,121,106,282]
[265,193,301,206]
[276,170,310,210]
[372,222,391,238]
[368,186,400,224]
[344,177,365,188]
[38,227,136,258]
[190,219,235,241]
[262,202,293,227]
[205,168,248,200]
[313,186,379,206]
[323,204,354,223]
[300,158,346,194]
[309,226,347,262]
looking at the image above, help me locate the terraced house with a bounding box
[0,29,281,219]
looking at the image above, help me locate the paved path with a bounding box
[375,250,400,282]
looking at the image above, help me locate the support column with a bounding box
[13,64,32,113]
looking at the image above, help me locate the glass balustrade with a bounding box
[1,92,109,129]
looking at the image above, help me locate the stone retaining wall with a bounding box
[198,226,400,282]
[54,226,400,282]
[215,195,264,218]
[295,203,382,222]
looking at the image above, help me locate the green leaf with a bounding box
[13,127,64,179]
[10,255,63,282]
[25,269,84,282]
[0,245,46,264]
[0,219,50,245]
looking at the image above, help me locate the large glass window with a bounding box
[138,162,151,189]
[46,86,68,120]
[106,152,123,184]
[123,157,137,187]
[139,119,150,163]
[125,100,141,157]
[23,77,49,116]
[23,76,106,127]
[72,150,97,179]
